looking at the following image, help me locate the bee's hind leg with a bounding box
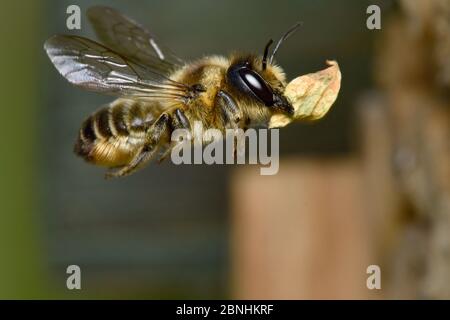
[105,113,170,179]
[158,108,191,163]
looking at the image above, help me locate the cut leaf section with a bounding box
[269,60,341,128]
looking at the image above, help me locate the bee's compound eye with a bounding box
[228,63,274,106]
[239,70,274,106]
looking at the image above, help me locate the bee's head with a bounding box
[227,59,293,115]
[226,23,301,116]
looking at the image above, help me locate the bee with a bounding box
[45,6,299,178]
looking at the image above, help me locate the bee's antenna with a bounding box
[269,22,302,64]
[262,39,273,70]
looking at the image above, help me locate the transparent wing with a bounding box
[44,35,190,101]
[87,6,183,73]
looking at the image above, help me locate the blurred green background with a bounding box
[0,0,393,299]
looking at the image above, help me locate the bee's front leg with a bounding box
[217,90,242,129]
[105,113,170,178]
[217,90,246,159]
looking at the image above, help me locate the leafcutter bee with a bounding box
[45,6,306,178]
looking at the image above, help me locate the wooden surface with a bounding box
[231,159,377,299]
[372,0,450,298]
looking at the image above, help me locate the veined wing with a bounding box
[87,6,183,73]
[44,35,190,101]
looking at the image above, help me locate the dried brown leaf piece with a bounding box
[269,60,341,128]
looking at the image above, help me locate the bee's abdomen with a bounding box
[74,99,158,167]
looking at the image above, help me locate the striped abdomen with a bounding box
[74,99,161,167]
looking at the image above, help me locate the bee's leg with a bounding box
[105,113,170,178]
[217,90,244,159]
[217,90,242,129]
[158,108,191,163]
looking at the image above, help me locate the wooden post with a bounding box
[231,159,375,299]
